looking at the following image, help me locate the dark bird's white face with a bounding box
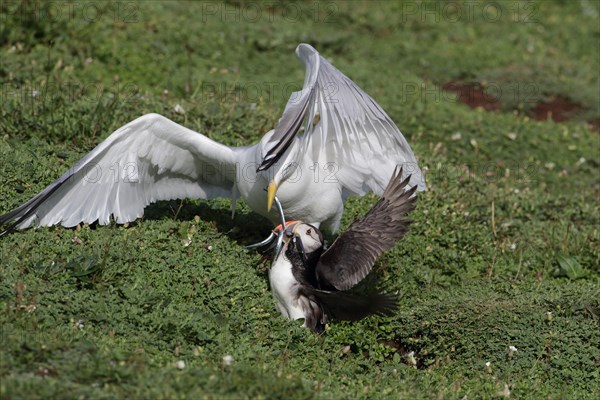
[290,223,323,253]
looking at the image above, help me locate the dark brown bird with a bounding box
[268,167,417,332]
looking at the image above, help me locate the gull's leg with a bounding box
[248,193,289,252]
[273,196,286,228]
[247,196,295,263]
[271,196,288,261]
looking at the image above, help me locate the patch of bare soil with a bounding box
[588,119,600,133]
[442,81,501,111]
[529,95,584,122]
[442,81,598,133]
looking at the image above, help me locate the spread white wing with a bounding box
[0,113,237,234]
[259,43,425,196]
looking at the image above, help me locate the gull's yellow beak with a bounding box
[267,180,278,211]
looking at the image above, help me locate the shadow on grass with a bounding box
[143,199,274,245]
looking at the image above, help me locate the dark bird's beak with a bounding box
[292,234,308,266]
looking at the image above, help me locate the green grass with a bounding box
[1,1,599,398]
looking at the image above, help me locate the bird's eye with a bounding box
[306,229,312,235]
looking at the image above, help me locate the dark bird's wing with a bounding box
[0,114,237,236]
[257,43,425,193]
[315,167,417,291]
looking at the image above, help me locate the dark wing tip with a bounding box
[0,220,20,237]
[256,156,275,172]
[382,166,418,200]
[0,173,73,237]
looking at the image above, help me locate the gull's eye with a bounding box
[306,228,312,236]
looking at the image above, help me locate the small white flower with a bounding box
[175,360,185,369]
[509,243,517,251]
[546,311,553,321]
[451,132,462,141]
[544,162,556,170]
[496,383,511,398]
[174,103,186,114]
[75,320,84,329]
[222,355,234,367]
[485,361,492,373]
[406,351,417,367]
[508,346,518,358]
[506,132,517,140]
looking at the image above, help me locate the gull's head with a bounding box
[266,161,300,211]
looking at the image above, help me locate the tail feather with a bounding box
[311,289,397,322]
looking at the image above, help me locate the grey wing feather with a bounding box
[257,46,320,171]
[258,43,425,192]
[315,167,417,291]
[0,113,238,236]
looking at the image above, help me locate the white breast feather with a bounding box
[269,255,306,321]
